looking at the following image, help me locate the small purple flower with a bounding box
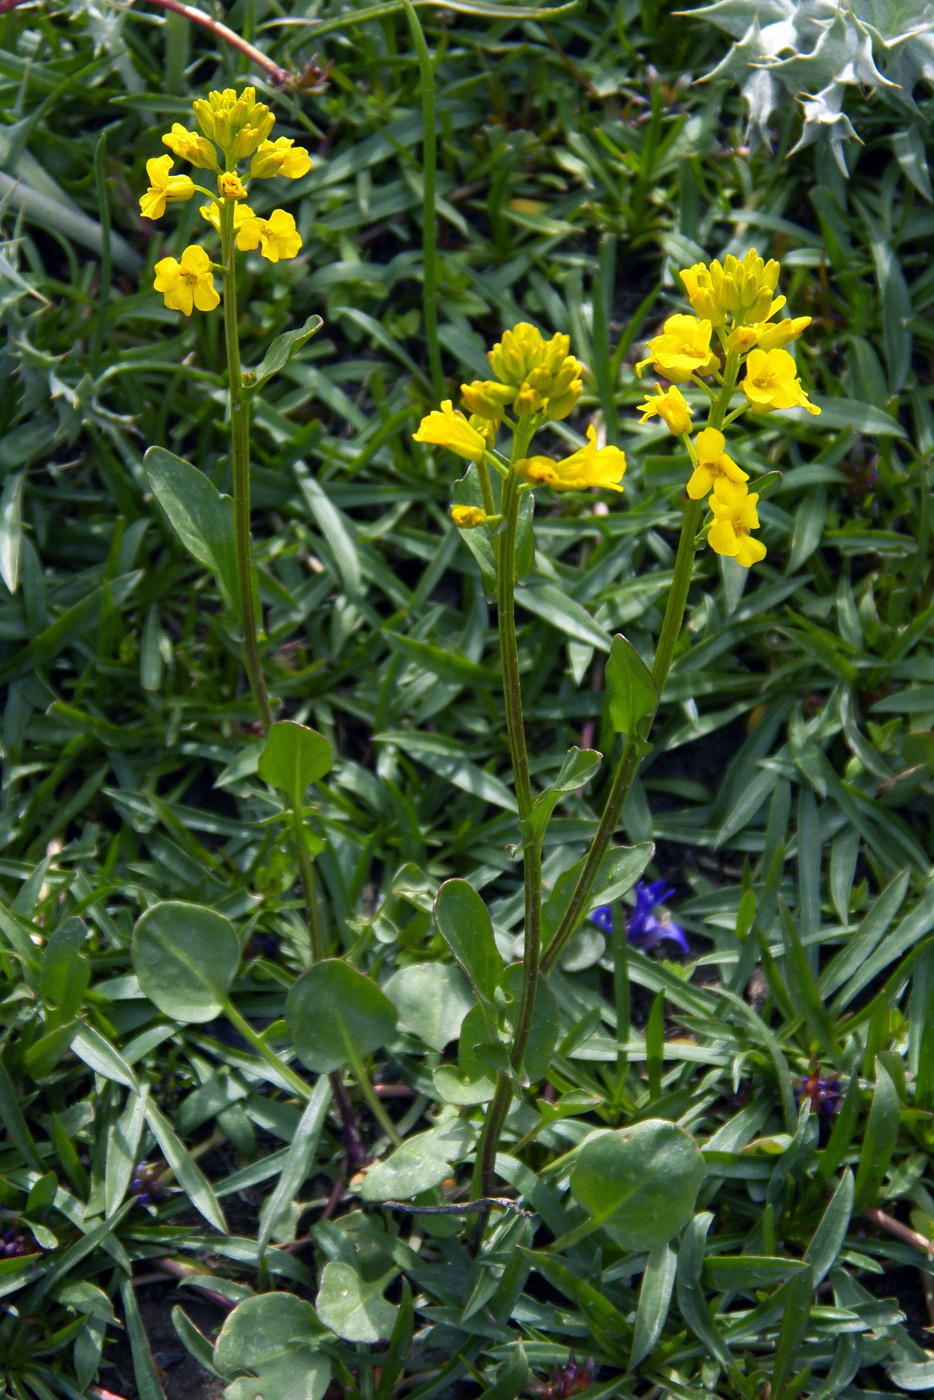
[795,1070,842,1118]
[590,880,688,954]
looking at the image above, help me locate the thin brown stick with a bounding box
[0,0,331,92]
[864,1206,934,1256]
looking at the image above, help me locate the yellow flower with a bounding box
[460,380,515,422]
[637,383,693,436]
[486,323,583,420]
[450,505,489,528]
[192,87,275,161]
[139,155,195,220]
[635,315,719,383]
[686,427,748,500]
[680,250,782,328]
[707,479,766,567]
[250,137,312,180]
[518,425,625,493]
[199,200,258,235]
[748,316,812,352]
[235,208,302,262]
[742,348,820,415]
[161,123,218,170]
[413,401,488,462]
[218,172,248,201]
[153,244,219,316]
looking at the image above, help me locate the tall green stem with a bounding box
[220,200,273,733]
[471,435,544,1246]
[401,0,444,400]
[540,362,740,976]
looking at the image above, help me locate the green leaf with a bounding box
[803,1169,854,1287]
[569,1121,705,1249]
[105,1089,150,1217]
[383,962,474,1051]
[286,959,397,1074]
[360,1119,473,1201]
[528,746,602,841]
[39,916,89,1029]
[132,901,240,1024]
[316,1261,398,1344]
[258,721,333,809]
[143,447,240,617]
[145,1100,227,1234]
[630,1240,677,1368]
[502,963,558,1083]
[213,1293,330,1400]
[542,842,654,947]
[23,1018,83,1080]
[243,315,324,395]
[0,470,24,594]
[433,878,504,1005]
[520,579,611,653]
[606,634,658,737]
[853,1058,900,1210]
[257,1076,332,1257]
[120,1277,166,1400]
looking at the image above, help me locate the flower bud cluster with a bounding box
[140,87,311,316]
[463,323,584,424]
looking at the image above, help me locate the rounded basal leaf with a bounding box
[132,902,240,1023]
[570,1120,705,1250]
[213,1293,329,1400]
[258,720,333,808]
[316,1261,398,1344]
[383,962,474,1051]
[286,959,397,1073]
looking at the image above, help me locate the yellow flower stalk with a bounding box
[686,427,748,500]
[707,479,766,567]
[413,401,488,462]
[742,348,820,415]
[250,138,313,180]
[139,156,195,221]
[518,425,626,493]
[192,86,275,160]
[635,314,719,383]
[153,244,219,316]
[637,383,693,436]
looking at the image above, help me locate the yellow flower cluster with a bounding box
[633,249,822,568]
[141,88,311,316]
[412,324,626,520]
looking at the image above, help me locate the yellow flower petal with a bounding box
[413,401,487,462]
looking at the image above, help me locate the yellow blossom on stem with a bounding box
[153,244,219,316]
[218,172,248,201]
[161,123,218,170]
[749,316,812,352]
[250,137,312,180]
[742,348,820,415]
[686,427,748,500]
[637,382,693,436]
[450,505,489,528]
[199,201,257,235]
[235,208,302,262]
[518,425,626,493]
[707,479,766,567]
[413,401,488,462]
[635,314,719,383]
[139,155,195,220]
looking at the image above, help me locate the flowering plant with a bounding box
[412,249,819,1229]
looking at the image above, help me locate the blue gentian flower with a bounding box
[590,880,688,953]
